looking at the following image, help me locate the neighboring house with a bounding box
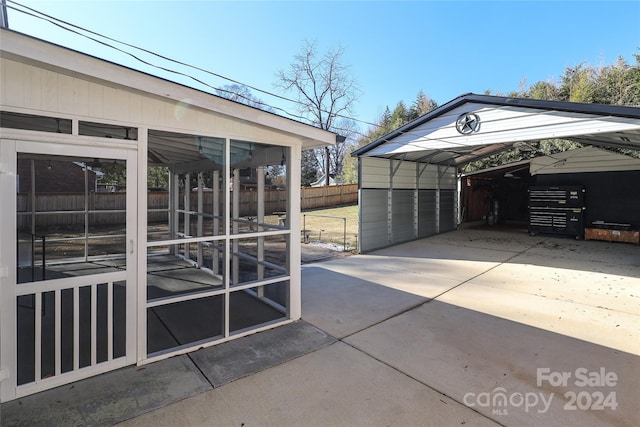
[17,159,101,193]
[310,173,336,187]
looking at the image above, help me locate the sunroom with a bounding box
[0,29,337,402]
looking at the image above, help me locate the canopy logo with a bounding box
[463,387,552,416]
[462,367,619,417]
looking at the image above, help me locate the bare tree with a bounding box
[275,40,360,185]
[328,117,358,179]
[215,84,274,112]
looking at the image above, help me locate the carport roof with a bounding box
[352,93,640,166]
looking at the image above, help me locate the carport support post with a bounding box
[184,173,190,257]
[388,157,405,245]
[357,156,363,253]
[414,163,420,239]
[455,167,460,227]
[416,161,431,238]
[435,165,441,234]
[388,160,394,245]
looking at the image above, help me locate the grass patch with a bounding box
[301,204,359,251]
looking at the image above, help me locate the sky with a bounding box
[3,0,640,133]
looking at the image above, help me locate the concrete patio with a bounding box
[2,227,638,426]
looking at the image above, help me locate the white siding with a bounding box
[361,156,390,188]
[24,64,43,108]
[418,164,438,189]
[391,160,416,189]
[88,81,105,118]
[418,164,456,189]
[1,59,24,107]
[42,69,59,112]
[439,166,457,190]
[531,146,640,175]
[57,73,75,114]
[0,59,319,147]
[73,79,90,116]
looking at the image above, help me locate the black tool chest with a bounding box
[528,186,586,237]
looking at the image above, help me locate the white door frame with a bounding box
[0,138,138,402]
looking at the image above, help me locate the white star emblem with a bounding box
[456,113,480,134]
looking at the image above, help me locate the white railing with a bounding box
[15,271,128,397]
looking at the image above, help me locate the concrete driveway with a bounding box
[111,227,639,427]
[6,227,632,426]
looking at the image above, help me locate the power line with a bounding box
[5,1,305,117]
[6,1,464,151]
[7,2,619,169]
[6,0,380,131]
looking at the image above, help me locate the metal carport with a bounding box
[352,93,640,253]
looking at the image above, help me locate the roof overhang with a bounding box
[460,159,531,178]
[0,29,338,150]
[353,93,640,166]
[460,145,640,180]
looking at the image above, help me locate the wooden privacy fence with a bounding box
[301,184,358,210]
[17,184,358,228]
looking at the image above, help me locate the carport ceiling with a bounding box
[352,93,640,166]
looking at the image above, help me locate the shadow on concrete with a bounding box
[344,297,640,427]
[0,321,333,427]
[368,228,640,279]
[298,264,639,426]
[3,228,638,426]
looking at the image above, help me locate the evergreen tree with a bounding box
[300,149,320,186]
[595,56,640,105]
[380,106,392,128]
[559,63,598,102]
[389,101,408,129]
[527,81,559,100]
[407,90,437,121]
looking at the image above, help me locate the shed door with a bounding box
[0,140,137,402]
